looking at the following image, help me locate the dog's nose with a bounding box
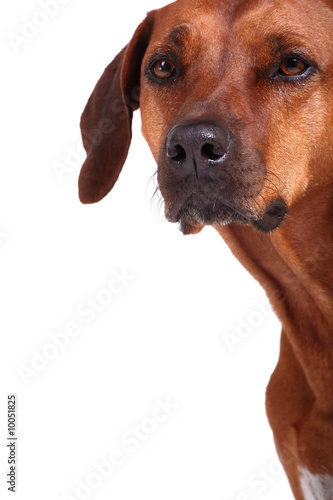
[166,123,230,170]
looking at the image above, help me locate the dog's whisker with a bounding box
[264,175,282,194]
[304,188,312,201]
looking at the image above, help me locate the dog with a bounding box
[78,1,333,498]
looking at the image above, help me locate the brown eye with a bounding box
[152,59,175,79]
[279,57,307,76]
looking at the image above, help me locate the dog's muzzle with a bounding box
[158,121,287,233]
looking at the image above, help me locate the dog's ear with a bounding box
[79,12,154,204]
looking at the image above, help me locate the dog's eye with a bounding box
[279,57,308,76]
[152,59,175,79]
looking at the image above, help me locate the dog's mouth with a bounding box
[172,193,249,234]
[166,193,288,235]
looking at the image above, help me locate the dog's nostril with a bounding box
[167,144,186,163]
[201,143,225,161]
[166,123,230,168]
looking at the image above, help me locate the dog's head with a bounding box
[79,0,333,234]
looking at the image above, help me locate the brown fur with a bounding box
[78,1,333,498]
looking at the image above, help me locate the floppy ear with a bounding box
[78,12,154,204]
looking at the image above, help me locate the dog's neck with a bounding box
[215,183,333,410]
[271,183,333,325]
[216,184,333,326]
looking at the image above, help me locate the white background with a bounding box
[1,1,293,499]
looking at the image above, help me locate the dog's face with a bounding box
[79,0,333,235]
[139,0,333,234]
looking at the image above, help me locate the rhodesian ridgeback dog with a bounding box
[78,0,333,498]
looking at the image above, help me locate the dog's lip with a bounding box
[167,211,181,224]
[253,201,288,233]
[165,192,255,234]
[178,218,205,235]
[165,194,288,233]
[166,193,253,224]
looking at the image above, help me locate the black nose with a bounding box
[165,123,230,171]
